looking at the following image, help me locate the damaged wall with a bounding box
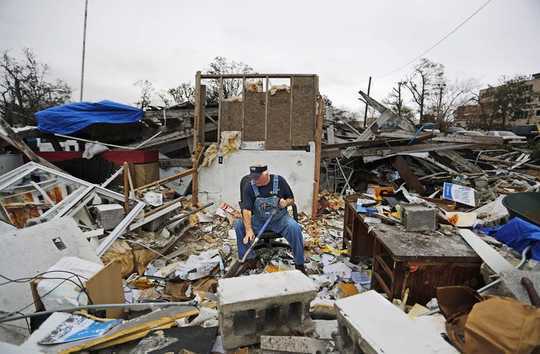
[218,75,317,150]
[198,143,316,215]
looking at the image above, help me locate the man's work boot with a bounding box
[295,264,306,274]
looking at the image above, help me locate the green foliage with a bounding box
[0,49,72,126]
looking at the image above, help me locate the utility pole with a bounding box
[363,76,372,128]
[436,83,446,123]
[79,0,88,101]
[393,81,405,117]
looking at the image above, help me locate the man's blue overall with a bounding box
[234,175,304,265]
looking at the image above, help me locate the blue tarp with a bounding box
[480,217,540,261]
[35,100,143,135]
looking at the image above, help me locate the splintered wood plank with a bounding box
[392,156,427,195]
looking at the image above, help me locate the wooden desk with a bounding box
[343,199,375,262]
[370,222,483,305]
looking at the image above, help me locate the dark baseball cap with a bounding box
[249,165,267,179]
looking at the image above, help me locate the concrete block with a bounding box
[401,204,437,232]
[218,270,317,350]
[93,203,124,230]
[335,290,457,354]
[260,335,329,354]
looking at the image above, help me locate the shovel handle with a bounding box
[240,210,276,263]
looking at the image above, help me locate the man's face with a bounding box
[254,171,269,186]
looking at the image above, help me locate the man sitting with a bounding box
[233,164,305,272]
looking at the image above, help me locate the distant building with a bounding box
[479,73,540,127]
[454,105,481,128]
[455,73,540,129]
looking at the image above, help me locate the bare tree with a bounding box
[165,82,196,105]
[383,81,415,120]
[205,56,254,102]
[427,78,478,129]
[0,49,71,126]
[157,57,254,106]
[404,58,444,123]
[134,79,154,109]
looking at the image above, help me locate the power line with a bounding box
[376,0,494,79]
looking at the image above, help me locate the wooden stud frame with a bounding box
[193,72,321,216]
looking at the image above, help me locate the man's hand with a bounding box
[278,198,289,209]
[243,228,255,244]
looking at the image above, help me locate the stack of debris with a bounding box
[0,89,539,353]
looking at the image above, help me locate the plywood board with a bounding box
[132,162,159,188]
[291,76,316,147]
[266,89,291,150]
[243,91,266,141]
[220,100,243,133]
[86,261,124,318]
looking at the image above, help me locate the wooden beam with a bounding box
[0,116,61,171]
[311,93,323,219]
[350,142,480,158]
[192,71,202,207]
[217,76,223,142]
[392,156,427,195]
[432,135,503,145]
[134,168,194,193]
[200,73,316,79]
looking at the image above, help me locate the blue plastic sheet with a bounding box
[35,100,143,134]
[481,217,540,261]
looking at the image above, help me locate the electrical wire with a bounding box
[0,270,89,286]
[0,271,94,321]
[376,0,494,79]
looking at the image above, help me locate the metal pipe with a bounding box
[363,76,372,128]
[79,0,88,101]
[0,301,196,324]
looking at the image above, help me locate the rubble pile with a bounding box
[0,77,539,354]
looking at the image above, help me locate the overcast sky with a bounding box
[1,0,538,113]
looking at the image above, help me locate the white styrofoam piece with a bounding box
[335,290,457,354]
[198,142,316,215]
[37,257,102,311]
[0,218,101,317]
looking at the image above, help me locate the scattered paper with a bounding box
[323,261,352,280]
[442,182,476,207]
[39,314,120,345]
[444,211,477,227]
[173,249,222,280]
[143,191,163,207]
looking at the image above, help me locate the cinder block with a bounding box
[218,270,317,350]
[335,291,457,354]
[93,204,124,230]
[401,204,437,232]
[260,335,329,354]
